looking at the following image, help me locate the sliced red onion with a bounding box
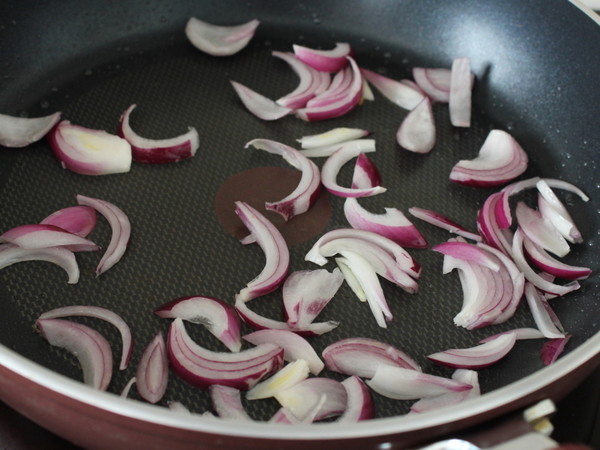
[247,359,310,400]
[269,407,301,424]
[40,206,97,238]
[323,337,421,378]
[230,81,292,121]
[48,120,131,175]
[321,143,386,198]
[351,151,382,189]
[234,201,289,302]
[524,282,566,339]
[450,129,528,187]
[537,179,583,243]
[76,195,131,276]
[167,401,191,414]
[0,111,61,147]
[282,268,344,330]
[433,241,501,272]
[410,369,480,414]
[209,385,252,420]
[154,296,241,352]
[120,377,136,398]
[479,328,546,343]
[360,68,425,110]
[412,68,452,103]
[293,42,351,73]
[449,57,472,127]
[136,332,168,404]
[396,97,436,154]
[299,138,375,158]
[541,335,571,365]
[408,207,481,242]
[337,376,374,422]
[362,78,375,101]
[477,192,514,255]
[118,104,199,164]
[36,318,112,391]
[306,66,353,108]
[167,318,284,390]
[0,224,99,252]
[344,198,428,248]
[245,139,321,221]
[366,366,472,400]
[515,201,570,258]
[427,333,517,369]
[39,305,133,370]
[275,378,347,421]
[272,51,330,109]
[295,57,362,121]
[185,17,259,56]
[298,128,369,149]
[335,257,367,302]
[234,296,339,336]
[512,229,580,297]
[306,228,420,279]
[523,236,590,280]
[243,329,324,375]
[0,244,79,283]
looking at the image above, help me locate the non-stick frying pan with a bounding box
[0,0,598,448]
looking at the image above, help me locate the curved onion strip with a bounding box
[337,376,374,422]
[136,332,169,404]
[0,111,61,147]
[154,296,242,352]
[537,179,582,242]
[323,337,421,378]
[235,297,339,336]
[479,328,546,343]
[36,318,112,390]
[344,198,428,249]
[118,104,199,164]
[321,143,386,198]
[272,51,328,109]
[412,68,451,103]
[39,305,133,370]
[209,385,253,420]
[245,139,321,221]
[234,201,289,302]
[76,195,131,276]
[247,359,310,400]
[432,241,501,272]
[524,282,566,339]
[541,335,571,366]
[360,68,425,110]
[48,121,132,175]
[410,369,480,414]
[0,244,79,284]
[300,138,375,158]
[298,128,369,149]
[0,224,99,252]
[366,366,472,400]
[449,57,472,127]
[396,97,436,154]
[282,268,344,330]
[512,229,580,296]
[41,206,97,238]
[275,378,347,421]
[450,130,528,187]
[243,329,324,375]
[293,42,351,73]
[523,237,591,280]
[120,377,136,398]
[185,17,259,56]
[306,67,353,108]
[477,192,514,255]
[335,257,367,302]
[295,57,362,121]
[427,333,517,369]
[230,81,292,121]
[408,207,481,242]
[515,201,570,257]
[269,407,301,424]
[351,151,382,189]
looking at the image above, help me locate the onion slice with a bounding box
[351,151,382,189]
[360,68,425,110]
[209,385,253,420]
[0,111,61,148]
[245,139,321,221]
[275,378,347,421]
[246,359,310,400]
[298,128,369,149]
[293,42,351,73]
[412,68,452,103]
[449,57,472,127]
[118,104,199,164]
[154,296,242,352]
[432,241,501,272]
[410,369,480,414]
[300,139,375,159]
[337,376,374,422]
[541,335,571,365]
[39,305,133,370]
[522,237,591,281]
[0,244,79,283]
[524,282,566,339]
[396,97,436,154]
[48,120,132,175]
[185,17,259,56]
[76,195,131,276]
[427,333,517,369]
[234,201,289,302]
[515,201,570,258]
[136,332,169,404]
[450,129,528,187]
[536,179,583,243]
[408,207,481,242]
[0,224,99,252]
[479,328,546,343]
[40,206,97,238]
[36,318,112,391]
[230,81,292,121]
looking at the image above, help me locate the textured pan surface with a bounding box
[0,0,598,422]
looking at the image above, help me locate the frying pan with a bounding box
[0,0,599,448]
